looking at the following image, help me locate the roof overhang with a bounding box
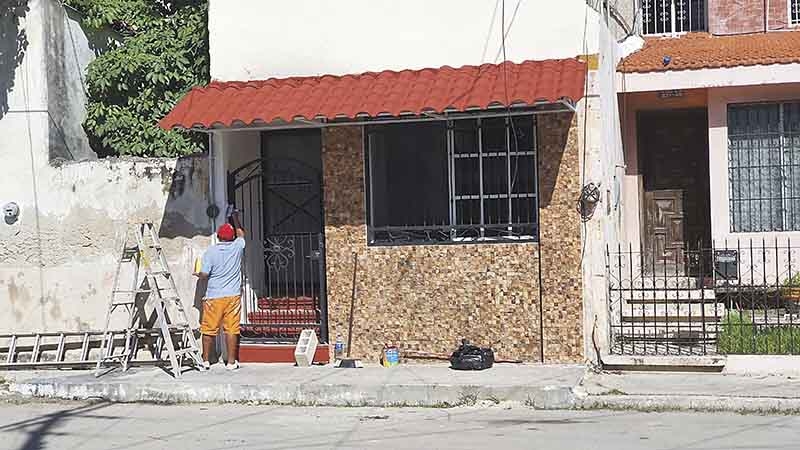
[181,102,577,134]
[617,62,800,93]
[161,58,586,133]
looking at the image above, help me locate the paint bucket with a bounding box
[381,345,399,367]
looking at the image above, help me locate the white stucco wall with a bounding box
[209,0,599,80]
[581,11,628,363]
[0,0,212,334]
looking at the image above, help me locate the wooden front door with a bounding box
[644,189,684,265]
[638,109,711,268]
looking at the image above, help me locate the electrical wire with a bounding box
[496,0,545,363]
[480,0,501,63]
[21,35,47,328]
[492,0,523,63]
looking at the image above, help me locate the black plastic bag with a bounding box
[450,339,494,370]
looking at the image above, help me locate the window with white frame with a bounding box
[365,115,538,245]
[641,0,706,35]
[728,103,800,232]
[792,0,800,26]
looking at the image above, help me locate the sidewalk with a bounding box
[1,363,584,408]
[578,370,800,414]
[6,363,800,414]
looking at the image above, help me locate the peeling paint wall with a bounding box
[0,0,213,333]
[0,157,212,333]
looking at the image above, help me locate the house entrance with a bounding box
[637,108,711,270]
[227,129,328,344]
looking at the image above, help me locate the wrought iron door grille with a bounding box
[228,155,328,344]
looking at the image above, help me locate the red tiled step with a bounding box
[240,343,330,364]
[247,310,319,323]
[257,297,316,310]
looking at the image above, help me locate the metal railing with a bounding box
[641,0,706,35]
[240,232,328,344]
[607,239,800,355]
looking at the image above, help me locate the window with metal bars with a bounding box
[365,115,538,245]
[792,0,800,26]
[641,0,706,35]
[728,103,800,232]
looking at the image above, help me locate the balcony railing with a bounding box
[642,0,706,35]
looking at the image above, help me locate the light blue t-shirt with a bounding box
[202,237,246,299]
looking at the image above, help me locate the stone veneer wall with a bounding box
[321,113,581,363]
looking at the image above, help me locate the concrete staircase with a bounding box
[611,281,726,354]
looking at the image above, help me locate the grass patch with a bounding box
[718,312,800,355]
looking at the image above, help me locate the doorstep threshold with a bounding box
[601,354,726,372]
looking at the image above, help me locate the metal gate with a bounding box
[607,240,800,356]
[228,156,328,344]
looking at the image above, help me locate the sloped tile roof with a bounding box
[160,58,586,130]
[619,31,800,73]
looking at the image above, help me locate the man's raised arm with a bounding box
[230,206,246,238]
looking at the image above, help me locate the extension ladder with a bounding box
[94,222,204,377]
[0,329,163,369]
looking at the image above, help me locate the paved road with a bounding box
[1,401,799,450]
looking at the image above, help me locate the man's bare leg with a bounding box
[202,334,216,362]
[225,333,239,363]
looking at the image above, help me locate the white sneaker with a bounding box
[201,360,211,371]
[226,360,240,371]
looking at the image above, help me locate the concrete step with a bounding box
[621,315,723,323]
[614,277,701,290]
[614,323,721,334]
[601,354,726,371]
[617,302,725,318]
[615,289,716,302]
[614,327,719,342]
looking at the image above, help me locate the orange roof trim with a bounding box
[161,58,587,130]
[619,31,800,74]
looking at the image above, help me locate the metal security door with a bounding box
[227,131,327,343]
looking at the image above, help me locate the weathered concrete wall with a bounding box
[2,0,101,163]
[320,116,582,364]
[0,157,212,333]
[43,1,110,162]
[0,0,213,333]
[580,7,632,364]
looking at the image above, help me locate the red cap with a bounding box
[217,223,235,242]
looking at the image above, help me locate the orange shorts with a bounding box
[200,295,241,336]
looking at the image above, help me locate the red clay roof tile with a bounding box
[618,31,800,73]
[161,58,586,130]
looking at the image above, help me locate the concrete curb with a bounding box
[7,380,579,409]
[577,394,800,414]
[10,378,800,414]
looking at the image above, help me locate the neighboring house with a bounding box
[607,0,800,358]
[162,0,626,363]
[0,0,209,335]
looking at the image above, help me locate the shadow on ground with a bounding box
[0,401,117,450]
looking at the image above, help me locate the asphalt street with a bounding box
[0,401,797,450]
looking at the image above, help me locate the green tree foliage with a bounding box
[65,0,209,157]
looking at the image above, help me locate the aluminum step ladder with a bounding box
[95,222,204,377]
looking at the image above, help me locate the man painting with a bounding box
[194,207,245,370]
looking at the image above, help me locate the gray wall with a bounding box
[0,0,213,333]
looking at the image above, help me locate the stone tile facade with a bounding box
[321,114,582,363]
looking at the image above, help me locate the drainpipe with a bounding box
[764,0,769,32]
